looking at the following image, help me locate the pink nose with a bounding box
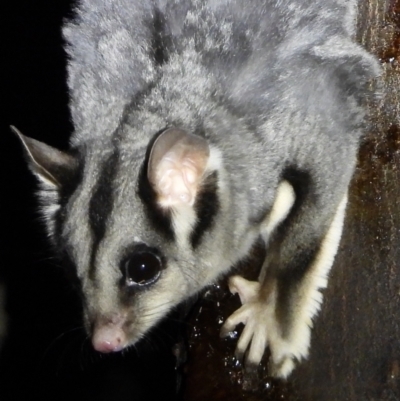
[91,316,127,353]
[92,334,125,353]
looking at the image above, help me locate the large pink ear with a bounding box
[148,128,210,207]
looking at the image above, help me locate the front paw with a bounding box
[220,276,267,364]
[220,275,301,380]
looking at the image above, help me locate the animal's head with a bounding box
[14,126,235,352]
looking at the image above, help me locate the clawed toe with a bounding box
[227,276,260,304]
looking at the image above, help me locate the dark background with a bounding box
[1,1,183,400]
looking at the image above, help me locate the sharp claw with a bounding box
[228,284,238,296]
[228,276,260,304]
[227,276,247,295]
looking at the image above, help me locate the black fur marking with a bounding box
[88,149,120,279]
[281,166,314,220]
[270,167,321,335]
[137,130,175,242]
[272,166,317,246]
[275,241,320,337]
[269,166,319,278]
[190,171,220,249]
[277,243,320,289]
[151,9,170,66]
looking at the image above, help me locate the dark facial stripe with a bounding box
[190,171,220,249]
[88,149,120,279]
[151,8,170,66]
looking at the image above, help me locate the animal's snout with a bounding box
[91,313,128,353]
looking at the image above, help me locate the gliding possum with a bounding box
[16,0,379,379]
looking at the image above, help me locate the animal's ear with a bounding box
[12,126,77,188]
[148,128,210,207]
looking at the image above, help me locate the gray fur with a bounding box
[21,0,379,379]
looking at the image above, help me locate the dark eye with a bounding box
[124,252,162,287]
